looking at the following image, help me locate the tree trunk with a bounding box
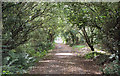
[76,37,79,45]
[70,31,75,45]
[81,27,94,51]
[117,2,120,63]
[87,43,94,51]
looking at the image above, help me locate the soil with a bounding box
[29,43,102,74]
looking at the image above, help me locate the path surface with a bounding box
[29,43,101,74]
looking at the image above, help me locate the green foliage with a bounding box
[2,2,58,74]
[85,51,104,59]
[2,44,50,74]
[72,45,85,49]
[2,50,36,74]
[101,60,120,75]
[62,26,82,46]
[2,2,120,74]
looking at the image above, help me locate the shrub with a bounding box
[101,59,120,75]
[2,50,36,74]
[85,51,104,59]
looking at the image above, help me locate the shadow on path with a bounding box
[29,43,102,74]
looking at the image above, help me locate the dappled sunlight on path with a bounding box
[29,43,102,74]
[55,53,74,56]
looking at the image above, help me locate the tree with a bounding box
[2,2,52,57]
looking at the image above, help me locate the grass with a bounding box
[84,51,104,59]
[72,45,86,49]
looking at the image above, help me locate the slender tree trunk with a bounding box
[70,31,75,45]
[81,27,94,51]
[118,47,120,63]
[88,44,94,51]
[76,37,79,45]
[117,2,120,63]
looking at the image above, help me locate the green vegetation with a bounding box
[1,2,120,75]
[101,60,120,75]
[85,51,104,59]
[72,45,86,49]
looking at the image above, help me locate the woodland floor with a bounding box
[29,43,102,74]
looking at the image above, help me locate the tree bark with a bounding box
[81,27,94,51]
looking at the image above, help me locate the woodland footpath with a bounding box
[2,2,120,75]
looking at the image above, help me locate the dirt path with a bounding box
[29,43,102,74]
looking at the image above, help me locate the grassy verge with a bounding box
[72,45,86,50]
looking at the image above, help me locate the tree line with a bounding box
[2,2,120,74]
